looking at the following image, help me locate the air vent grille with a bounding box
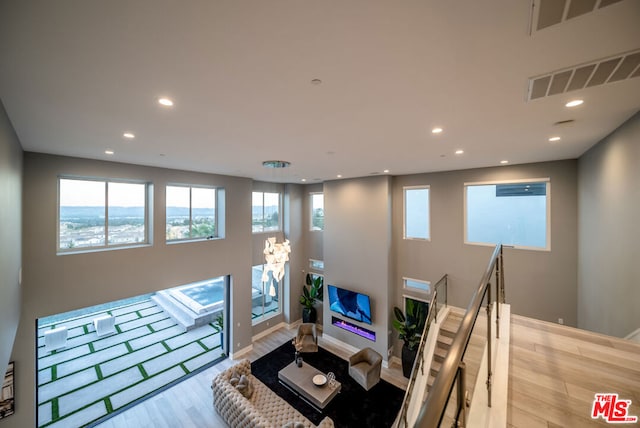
[528,50,640,101]
[532,0,625,31]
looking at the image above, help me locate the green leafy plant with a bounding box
[300,273,323,309]
[214,313,224,332]
[392,299,425,351]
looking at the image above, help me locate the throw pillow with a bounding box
[282,422,305,428]
[229,370,240,386]
[236,374,253,398]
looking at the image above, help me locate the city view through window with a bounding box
[59,179,147,250]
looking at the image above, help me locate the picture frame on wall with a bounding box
[0,361,15,420]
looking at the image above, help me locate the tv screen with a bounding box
[327,285,372,325]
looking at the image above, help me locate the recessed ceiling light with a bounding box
[311,79,322,85]
[383,169,390,173]
[455,150,464,155]
[500,160,509,164]
[123,132,135,139]
[432,127,443,134]
[565,99,583,108]
[337,174,342,178]
[158,97,174,107]
[548,136,561,142]
[301,178,307,182]
[105,150,114,155]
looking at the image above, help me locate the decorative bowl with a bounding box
[312,374,327,387]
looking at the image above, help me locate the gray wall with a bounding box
[392,160,579,330]
[578,112,640,338]
[323,176,392,359]
[0,99,22,382]
[10,153,254,427]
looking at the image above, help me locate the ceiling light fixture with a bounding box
[432,127,443,134]
[500,160,509,164]
[548,136,561,142]
[262,237,291,297]
[337,174,342,178]
[123,132,135,139]
[158,97,174,107]
[311,78,322,85]
[455,150,464,155]
[105,150,114,155]
[383,169,390,173]
[301,178,307,182]
[565,99,583,107]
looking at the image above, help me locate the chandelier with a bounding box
[262,237,291,296]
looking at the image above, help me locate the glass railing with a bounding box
[396,273,448,428]
[414,244,505,427]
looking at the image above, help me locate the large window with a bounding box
[166,185,218,242]
[252,192,280,233]
[310,193,324,231]
[465,179,550,250]
[251,264,281,324]
[404,186,430,240]
[58,177,149,252]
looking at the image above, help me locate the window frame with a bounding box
[403,277,432,295]
[252,191,282,233]
[165,183,220,244]
[403,185,431,241]
[463,178,551,251]
[309,192,324,231]
[309,259,324,272]
[57,176,151,254]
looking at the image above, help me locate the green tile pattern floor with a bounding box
[37,299,224,428]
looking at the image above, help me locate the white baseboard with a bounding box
[253,321,288,342]
[625,327,640,343]
[230,344,253,360]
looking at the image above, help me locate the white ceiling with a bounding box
[1,0,639,183]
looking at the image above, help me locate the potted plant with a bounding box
[300,273,323,323]
[392,300,426,378]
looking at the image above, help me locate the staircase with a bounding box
[427,311,463,394]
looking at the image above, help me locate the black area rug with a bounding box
[251,341,404,428]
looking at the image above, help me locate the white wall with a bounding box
[578,111,640,337]
[0,99,22,383]
[392,160,579,329]
[9,153,254,427]
[323,176,392,360]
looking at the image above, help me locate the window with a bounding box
[404,186,430,240]
[309,259,324,272]
[251,264,282,324]
[166,185,218,242]
[404,277,431,294]
[465,179,549,250]
[58,177,149,252]
[310,193,324,231]
[252,191,281,233]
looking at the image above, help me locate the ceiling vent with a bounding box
[531,0,625,32]
[528,49,640,101]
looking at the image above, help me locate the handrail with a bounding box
[397,273,448,428]
[414,244,503,427]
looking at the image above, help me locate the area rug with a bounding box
[251,341,404,428]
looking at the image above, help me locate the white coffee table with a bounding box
[278,361,341,411]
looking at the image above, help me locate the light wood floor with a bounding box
[94,326,407,428]
[507,315,640,427]
[94,316,640,428]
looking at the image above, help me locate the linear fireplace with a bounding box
[331,316,376,341]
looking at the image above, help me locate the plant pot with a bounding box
[401,344,418,378]
[302,307,317,323]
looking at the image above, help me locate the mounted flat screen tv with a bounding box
[327,285,372,325]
